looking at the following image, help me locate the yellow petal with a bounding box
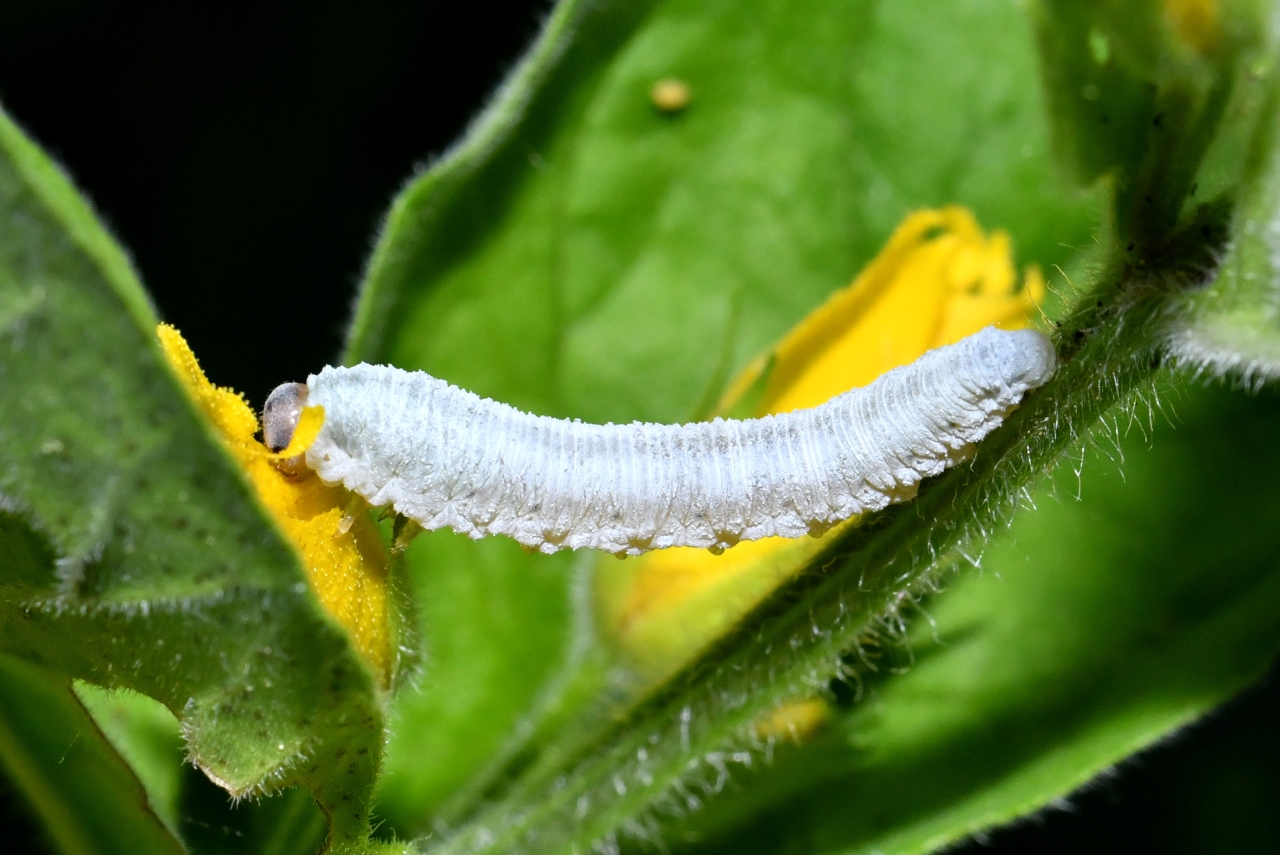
[267,405,326,460]
[731,207,1040,416]
[599,207,1044,679]
[157,324,260,462]
[157,324,395,687]
[753,699,831,744]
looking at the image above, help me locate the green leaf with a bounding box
[352,0,1101,836]
[0,654,184,855]
[347,0,1097,415]
[375,534,586,831]
[0,106,384,847]
[1169,46,1280,382]
[644,382,1280,855]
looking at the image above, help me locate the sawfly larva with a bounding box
[264,326,1054,555]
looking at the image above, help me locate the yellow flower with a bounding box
[156,325,396,688]
[597,207,1045,684]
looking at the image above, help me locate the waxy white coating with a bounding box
[301,326,1055,555]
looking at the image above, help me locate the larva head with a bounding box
[263,382,309,453]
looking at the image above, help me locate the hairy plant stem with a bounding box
[419,215,1227,855]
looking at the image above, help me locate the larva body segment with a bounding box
[304,326,1055,555]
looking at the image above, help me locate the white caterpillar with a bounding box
[264,327,1055,555]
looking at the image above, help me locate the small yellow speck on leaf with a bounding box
[598,206,1046,677]
[156,324,395,688]
[650,78,693,113]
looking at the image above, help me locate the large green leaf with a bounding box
[356,0,1104,838]
[643,381,1280,854]
[0,654,184,855]
[350,0,1096,418]
[0,106,386,849]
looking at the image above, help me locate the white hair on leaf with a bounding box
[292,326,1055,555]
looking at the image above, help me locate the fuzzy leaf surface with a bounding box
[0,107,383,846]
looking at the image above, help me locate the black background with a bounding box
[2,2,1279,852]
[0,0,547,406]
